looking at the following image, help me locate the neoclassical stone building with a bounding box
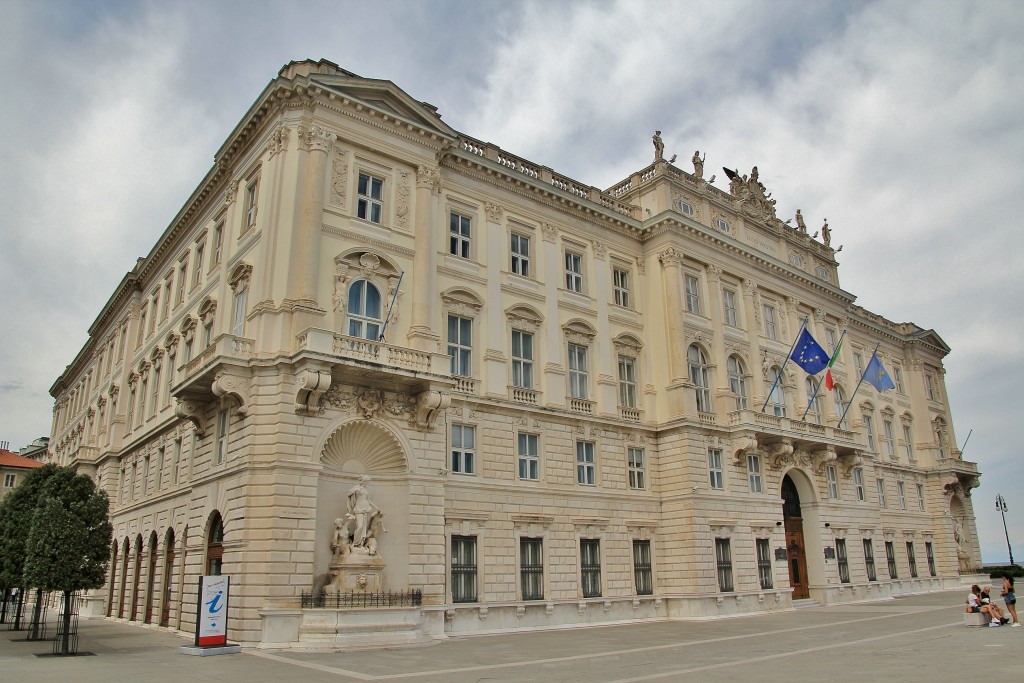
[48,59,982,647]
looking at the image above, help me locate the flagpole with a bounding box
[838,341,881,427]
[760,316,809,414]
[800,328,847,422]
[377,271,404,342]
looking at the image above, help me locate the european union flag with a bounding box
[790,328,829,375]
[864,352,896,392]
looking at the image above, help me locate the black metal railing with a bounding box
[301,590,422,609]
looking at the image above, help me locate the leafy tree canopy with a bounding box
[0,464,61,588]
[23,468,113,593]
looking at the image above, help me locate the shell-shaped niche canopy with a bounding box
[320,419,407,474]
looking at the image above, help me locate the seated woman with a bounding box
[981,586,1007,625]
[965,584,982,613]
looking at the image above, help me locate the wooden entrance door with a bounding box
[784,517,810,599]
[782,474,810,600]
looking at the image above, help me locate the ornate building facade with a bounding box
[48,59,982,647]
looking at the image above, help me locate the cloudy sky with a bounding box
[1,0,1021,563]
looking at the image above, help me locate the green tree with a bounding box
[0,464,60,633]
[23,468,113,654]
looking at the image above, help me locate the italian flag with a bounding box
[824,337,843,391]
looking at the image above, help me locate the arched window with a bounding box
[805,377,823,424]
[833,386,848,430]
[347,280,383,340]
[727,356,747,410]
[768,366,786,417]
[688,345,712,413]
[206,512,224,576]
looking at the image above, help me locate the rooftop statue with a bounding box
[652,131,664,161]
[723,165,779,221]
[821,220,831,247]
[795,209,807,234]
[692,151,705,179]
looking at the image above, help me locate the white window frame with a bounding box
[628,447,645,490]
[688,345,713,413]
[576,441,596,486]
[684,274,701,314]
[897,481,907,509]
[854,468,865,501]
[510,232,531,277]
[826,464,839,499]
[518,433,539,481]
[728,356,748,410]
[211,220,224,270]
[347,279,383,340]
[723,288,738,327]
[763,304,777,339]
[916,483,925,511]
[3,473,16,488]
[449,211,472,259]
[244,176,259,228]
[618,355,638,408]
[893,365,904,394]
[747,454,762,493]
[451,424,476,475]
[613,267,630,308]
[877,478,887,508]
[568,343,589,399]
[708,448,724,490]
[883,419,896,458]
[511,330,534,389]
[564,250,584,293]
[768,366,787,417]
[903,424,914,461]
[447,314,473,377]
[806,377,823,424]
[357,172,384,224]
[864,413,876,451]
[215,409,228,464]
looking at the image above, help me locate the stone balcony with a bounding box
[724,409,865,469]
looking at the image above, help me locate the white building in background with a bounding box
[48,59,982,648]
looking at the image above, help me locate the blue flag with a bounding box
[863,353,896,392]
[790,328,829,375]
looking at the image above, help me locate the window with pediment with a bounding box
[508,306,542,391]
[564,321,596,401]
[333,252,402,340]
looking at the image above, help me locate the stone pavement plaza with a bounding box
[1,591,1020,682]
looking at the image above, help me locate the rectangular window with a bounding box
[628,447,645,490]
[520,538,544,600]
[723,288,738,327]
[708,448,724,490]
[925,542,936,576]
[826,465,839,499]
[126,388,136,433]
[3,474,15,488]
[893,365,904,393]
[613,268,630,308]
[192,241,205,288]
[137,378,147,426]
[565,250,584,293]
[877,478,887,508]
[215,410,228,464]
[916,483,925,511]
[685,274,701,314]
[150,294,160,331]
[885,541,898,579]
[172,438,182,485]
[618,355,637,408]
[449,212,471,258]
[568,343,588,399]
[451,536,478,603]
[451,424,476,475]
[357,172,384,223]
[176,258,188,305]
[447,315,472,377]
[864,414,875,451]
[150,367,160,417]
[511,330,534,389]
[883,419,896,458]
[576,441,596,486]
[510,232,531,277]
[244,177,259,227]
[897,481,906,509]
[137,308,147,347]
[518,433,539,480]
[756,538,773,589]
[925,373,938,401]
[211,221,224,270]
[903,424,914,461]
[763,304,777,339]
[826,328,838,355]
[854,351,865,378]
[863,539,877,581]
[580,539,602,598]
[836,539,850,583]
[907,542,918,578]
[142,455,150,495]
[747,454,762,493]
[232,288,248,337]
[715,538,733,592]
[202,320,214,349]
[854,468,865,501]
[633,540,653,595]
[162,277,172,319]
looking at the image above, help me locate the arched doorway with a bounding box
[206,512,224,576]
[107,541,118,617]
[130,535,143,621]
[117,538,129,618]
[160,529,175,627]
[144,531,157,624]
[782,474,810,599]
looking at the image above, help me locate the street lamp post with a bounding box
[996,494,1015,566]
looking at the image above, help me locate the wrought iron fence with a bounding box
[301,590,422,609]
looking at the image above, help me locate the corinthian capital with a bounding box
[658,246,685,267]
[301,125,335,153]
[416,165,443,195]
